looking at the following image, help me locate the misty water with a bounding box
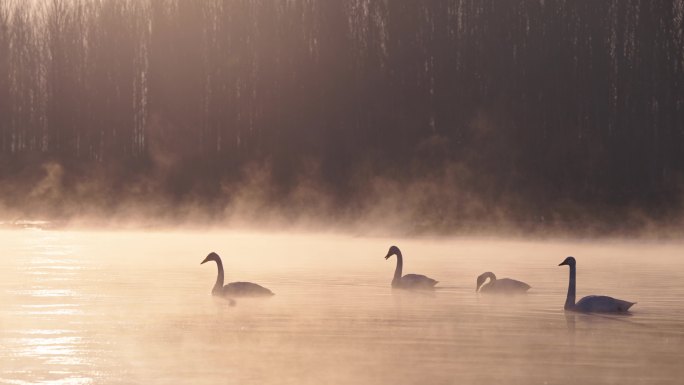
[1,228,683,385]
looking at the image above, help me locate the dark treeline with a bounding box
[1,0,683,233]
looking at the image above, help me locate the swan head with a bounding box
[201,252,220,265]
[476,272,496,292]
[384,245,400,260]
[558,256,576,267]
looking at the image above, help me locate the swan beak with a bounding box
[200,257,209,264]
[384,253,391,260]
[558,261,567,266]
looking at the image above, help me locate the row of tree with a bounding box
[1,0,683,231]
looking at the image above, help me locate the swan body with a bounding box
[476,272,530,294]
[559,256,634,313]
[201,252,274,297]
[384,246,438,290]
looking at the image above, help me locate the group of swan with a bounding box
[201,246,635,313]
[384,246,530,294]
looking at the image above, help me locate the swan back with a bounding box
[397,274,438,290]
[479,277,531,294]
[574,295,635,313]
[222,282,274,297]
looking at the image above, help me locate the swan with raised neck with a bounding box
[384,246,438,290]
[558,256,634,313]
[201,252,274,297]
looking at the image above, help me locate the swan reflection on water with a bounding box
[564,308,639,337]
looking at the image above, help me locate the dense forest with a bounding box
[0,0,683,234]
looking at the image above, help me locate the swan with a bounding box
[384,246,438,290]
[476,272,530,294]
[201,252,274,297]
[559,256,634,313]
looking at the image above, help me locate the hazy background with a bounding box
[1,0,683,235]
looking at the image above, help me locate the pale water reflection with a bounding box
[1,229,683,384]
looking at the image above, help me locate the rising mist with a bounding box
[1,1,683,235]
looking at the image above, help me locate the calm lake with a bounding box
[1,228,683,384]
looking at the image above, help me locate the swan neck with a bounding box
[392,251,403,285]
[213,259,225,294]
[565,264,576,310]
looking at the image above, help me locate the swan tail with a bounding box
[619,300,636,312]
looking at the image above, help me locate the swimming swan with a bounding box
[384,246,438,290]
[201,252,274,297]
[476,272,530,294]
[559,256,634,313]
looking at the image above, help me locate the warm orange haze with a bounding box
[1,229,683,384]
[1,0,684,384]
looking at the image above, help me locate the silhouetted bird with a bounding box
[476,272,530,294]
[558,256,634,313]
[384,246,438,290]
[201,252,274,297]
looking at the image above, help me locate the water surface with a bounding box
[1,229,683,384]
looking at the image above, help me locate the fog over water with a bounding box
[1,1,684,383]
[1,1,684,235]
[1,229,683,384]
